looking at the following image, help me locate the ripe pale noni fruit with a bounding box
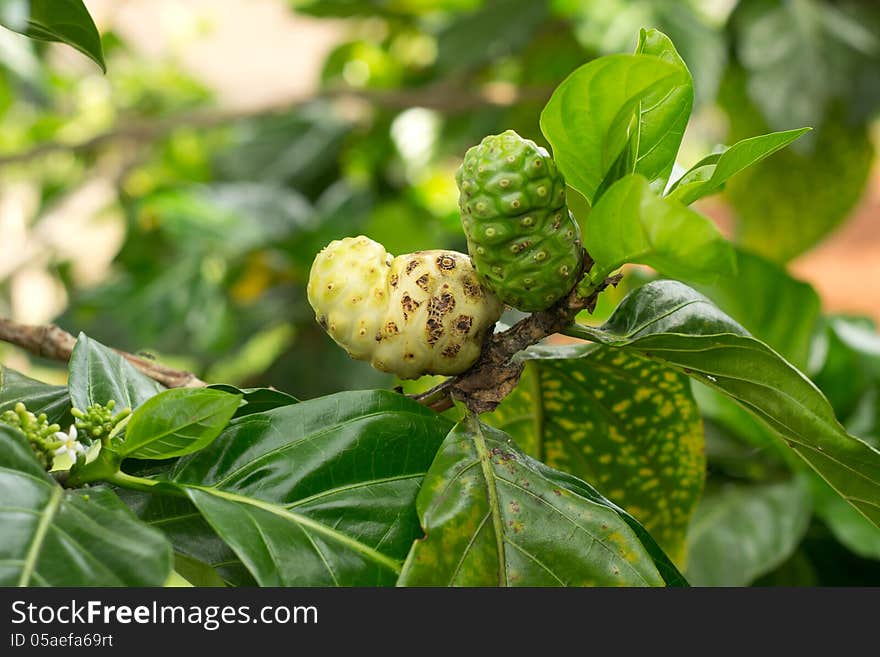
[456,129,583,312]
[308,236,502,379]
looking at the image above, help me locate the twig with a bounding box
[411,255,622,414]
[0,317,206,389]
[0,84,551,167]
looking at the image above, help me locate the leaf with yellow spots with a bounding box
[566,280,880,531]
[399,414,686,587]
[486,346,704,566]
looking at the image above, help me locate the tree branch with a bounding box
[410,255,622,414]
[0,83,551,167]
[0,317,206,389]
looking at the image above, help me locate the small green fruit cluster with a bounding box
[456,130,583,311]
[1,403,64,469]
[308,236,503,379]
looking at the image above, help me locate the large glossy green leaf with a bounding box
[628,28,693,195]
[116,388,241,460]
[685,478,812,587]
[540,54,682,204]
[691,247,821,371]
[118,489,253,586]
[486,347,704,566]
[168,390,453,586]
[0,0,105,71]
[68,333,164,413]
[0,426,171,586]
[584,174,736,284]
[667,128,810,205]
[0,366,70,424]
[567,280,880,528]
[399,415,686,586]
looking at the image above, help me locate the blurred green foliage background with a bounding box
[1,0,880,585]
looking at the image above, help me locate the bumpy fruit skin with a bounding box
[308,237,502,379]
[307,236,392,361]
[456,129,583,311]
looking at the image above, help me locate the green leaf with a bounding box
[208,384,298,418]
[566,280,880,529]
[810,474,880,561]
[628,28,694,195]
[0,426,171,586]
[667,128,811,205]
[118,489,253,586]
[685,478,812,587]
[690,247,821,371]
[115,388,241,460]
[68,333,164,412]
[540,54,682,204]
[0,366,70,424]
[486,348,704,566]
[399,416,685,586]
[584,174,736,284]
[0,0,105,72]
[169,390,453,586]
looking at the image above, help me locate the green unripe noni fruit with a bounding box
[308,236,502,379]
[456,129,583,312]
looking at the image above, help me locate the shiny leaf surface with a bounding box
[170,390,453,586]
[568,280,880,528]
[117,388,241,460]
[0,0,105,71]
[68,333,164,413]
[540,54,682,204]
[399,416,685,586]
[584,174,736,283]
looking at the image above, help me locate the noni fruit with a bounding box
[456,129,583,311]
[307,236,502,379]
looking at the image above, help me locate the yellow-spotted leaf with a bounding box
[486,346,704,565]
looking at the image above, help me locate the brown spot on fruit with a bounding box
[436,255,456,271]
[453,315,473,334]
[462,277,482,299]
[425,293,455,345]
[442,343,461,358]
[390,274,399,288]
[431,292,455,316]
[318,315,327,329]
[401,294,421,319]
[375,332,382,342]
[426,317,444,345]
[406,260,421,275]
[415,273,430,291]
[385,321,399,335]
